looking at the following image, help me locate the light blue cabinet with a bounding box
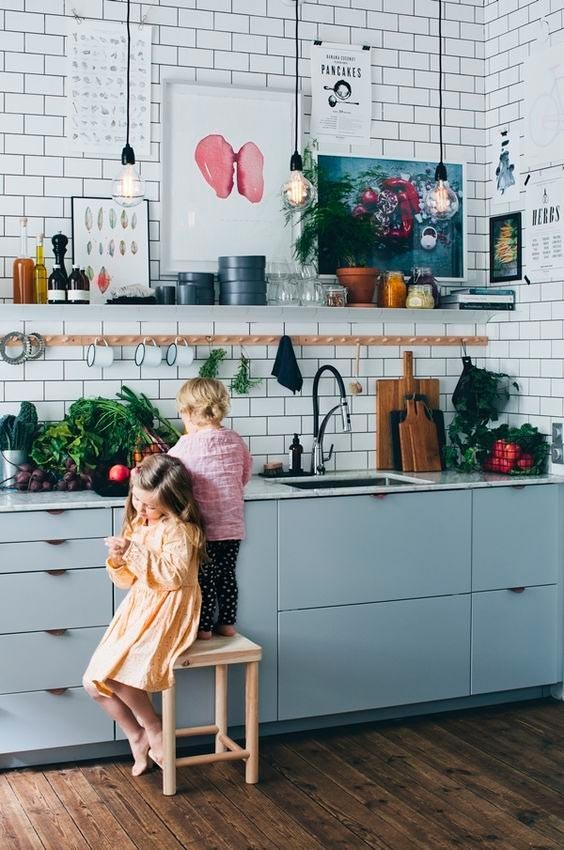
[279,490,471,610]
[279,594,471,720]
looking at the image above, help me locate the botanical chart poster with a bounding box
[490,126,521,208]
[524,42,564,168]
[525,175,564,281]
[67,20,152,157]
[317,154,466,281]
[71,197,150,303]
[310,43,372,143]
[161,82,295,273]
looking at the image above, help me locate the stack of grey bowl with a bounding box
[217,256,266,305]
[177,272,215,305]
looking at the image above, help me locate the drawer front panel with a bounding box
[0,688,114,753]
[279,490,471,609]
[0,508,111,544]
[279,594,471,720]
[0,569,112,634]
[0,627,105,694]
[0,538,108,575]
[472,486,558,591]
[471,585,560,694]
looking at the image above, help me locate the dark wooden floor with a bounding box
[3,699,564,850]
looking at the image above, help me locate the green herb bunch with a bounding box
[199,348,227,379]
[230,354,263,395]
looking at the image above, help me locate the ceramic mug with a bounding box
[135,337,162,367]
[166,337,195,367]
[86,337,114,368]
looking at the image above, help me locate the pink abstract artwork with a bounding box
[194,134,264,203]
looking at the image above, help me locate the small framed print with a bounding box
[71,197,150,303]
[489,211,522,283]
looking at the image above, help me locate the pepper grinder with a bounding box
[52,231,69,280]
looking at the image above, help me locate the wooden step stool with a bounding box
[162,633,262,795]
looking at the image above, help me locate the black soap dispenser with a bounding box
[289,433,303,474]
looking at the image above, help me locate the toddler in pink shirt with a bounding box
[169,378,252,639]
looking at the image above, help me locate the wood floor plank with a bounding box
[7,771,90,850]
[0,776,46,850]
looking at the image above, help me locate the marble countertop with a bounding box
[0,469,562,512]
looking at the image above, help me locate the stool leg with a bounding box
[162,682,177,796]
[244,661,259,784]
[215,664,228,753]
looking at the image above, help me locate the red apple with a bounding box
[491,439,507,458]
[502,442,522,462]
[497,457,514,474]
[359,187,379,209]
[107,464,131,483]
[517,453,534,470]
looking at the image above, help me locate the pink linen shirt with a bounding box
[168,428,253,541]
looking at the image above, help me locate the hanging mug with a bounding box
[86,337,114,368]
[166,337,195,367]
[135,337,162,367]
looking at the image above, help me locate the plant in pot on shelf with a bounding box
[0,402,41,488]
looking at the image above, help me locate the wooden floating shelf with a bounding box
[32,334,489,347]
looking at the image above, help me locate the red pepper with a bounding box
[381,177,420,214]
[383,190,413,240]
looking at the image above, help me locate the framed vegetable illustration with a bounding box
[489,211,522,283]
[71,197,150,303]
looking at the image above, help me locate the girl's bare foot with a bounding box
[130,729,151,776]
[146,722,163,769]
[215,624,236,637]
[198,629,213,640]
[148,748,163,769]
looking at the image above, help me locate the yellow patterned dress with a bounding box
[84,515,202,696]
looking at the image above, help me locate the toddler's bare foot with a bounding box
[146,723,163,769]
[130,729,151,776]
[216,624,236,637]
[198,629,213,640]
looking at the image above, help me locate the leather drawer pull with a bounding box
[45,539,67,546]
[45,629,68,636]
[509,586,525,593]
[46,569,67,576]
[47,509,65,515]
[46,688,68,696]
[511,485,526,490]
[370,493,387,500]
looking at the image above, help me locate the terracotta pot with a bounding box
[336,267,379,305]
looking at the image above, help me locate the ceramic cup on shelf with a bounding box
[166,337,195,367]
[86,337,114,368]
[135,337,162,367]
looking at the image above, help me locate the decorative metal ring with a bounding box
[0,332,28,365]
[25,332,45,360]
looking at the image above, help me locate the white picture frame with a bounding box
[161,80,297,274]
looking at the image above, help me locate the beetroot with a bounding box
[28,480,42,492]
[17,463,35,473]
[56,480,68,491]
[67,480,80,491]
[15,471,32,486]
[42,481,52,491]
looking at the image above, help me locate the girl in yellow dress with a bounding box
[83,453,204,775]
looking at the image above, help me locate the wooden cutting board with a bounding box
[399,399,442,472]
[376,351,440,469]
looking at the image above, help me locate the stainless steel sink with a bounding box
[278,474,430,490]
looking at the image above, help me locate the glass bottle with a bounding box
[13,217,35,304]
[47,264,67,305]
[68,264,90,305]
[33,234,48,305]
[379,271,407,308]
[79,269,91,304]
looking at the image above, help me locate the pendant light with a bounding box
[112,0,144,207]
[281,0,315,212]
[423,0,459,221]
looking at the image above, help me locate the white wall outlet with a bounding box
[552,422,563,447]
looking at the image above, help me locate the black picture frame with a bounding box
[489,211,522,283]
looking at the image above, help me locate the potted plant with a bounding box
[0,402,41,488]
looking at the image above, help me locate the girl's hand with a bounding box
[105,536,131,556]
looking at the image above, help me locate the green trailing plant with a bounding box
[230,353,263,395]
[0,402,40,453]
[199,348,227,379]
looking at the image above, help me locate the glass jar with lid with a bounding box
[407,267,439,307]
[323,283,348,307]
[379,271,407,308]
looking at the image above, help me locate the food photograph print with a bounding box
[161,82,296,273]
[316,154,466,281]
[71,197,150,303]
[489,212,522,283]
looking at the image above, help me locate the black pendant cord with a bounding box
[121,0,135,166]
[294,0,299,156]
[438,0,443,166]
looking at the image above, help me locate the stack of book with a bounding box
[440,288,515,311]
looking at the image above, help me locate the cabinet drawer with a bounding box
[0,627,105,694]
[279,594,471,720]
[0,508,111,544]
[0,538,108,575]
[472,486,558,591]
[279,490,471,610]
[0,569,112,634]
[0,688,114,754]
[471,585,560,694]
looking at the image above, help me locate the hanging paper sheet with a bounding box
[524,42,564,168]
[526,174,564,280]
[66,19,152,157]
[310,43,372,143]
[489,126,520,208]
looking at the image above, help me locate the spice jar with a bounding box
[408,267,439,307]
[323,284,348,307]
[406,282,435,309]
[379,271,407,308]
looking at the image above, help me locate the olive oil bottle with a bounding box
[33,234,48,305]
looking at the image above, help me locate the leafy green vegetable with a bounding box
[117,386,181,446]
[0,403,40,452]
[199,348,227,379]
[230,354,263,395]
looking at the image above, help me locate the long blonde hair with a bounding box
[123,454,206,564]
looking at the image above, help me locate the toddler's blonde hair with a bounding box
[176,377,230,425]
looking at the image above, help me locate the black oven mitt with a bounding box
[271,335,303,393]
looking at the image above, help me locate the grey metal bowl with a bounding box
[219,280,267,294]
[218,255,266,269]
[178,272,214,284]
[219,293,266,305]
[218,267,265,282]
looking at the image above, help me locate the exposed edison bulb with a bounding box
[423,179,459,220]
[281,151,315,212]
[112,145,145,208]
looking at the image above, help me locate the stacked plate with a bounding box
[218,256,266,305]
[177,272,215,305]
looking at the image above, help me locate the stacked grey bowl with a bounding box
[177,272,215,305]
[218,256,266,305]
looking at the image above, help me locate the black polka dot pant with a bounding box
[198,540,241,633]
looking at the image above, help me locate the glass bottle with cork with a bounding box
[12,217,35,304]
[33,234,48,305]
[47,265,67,305]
